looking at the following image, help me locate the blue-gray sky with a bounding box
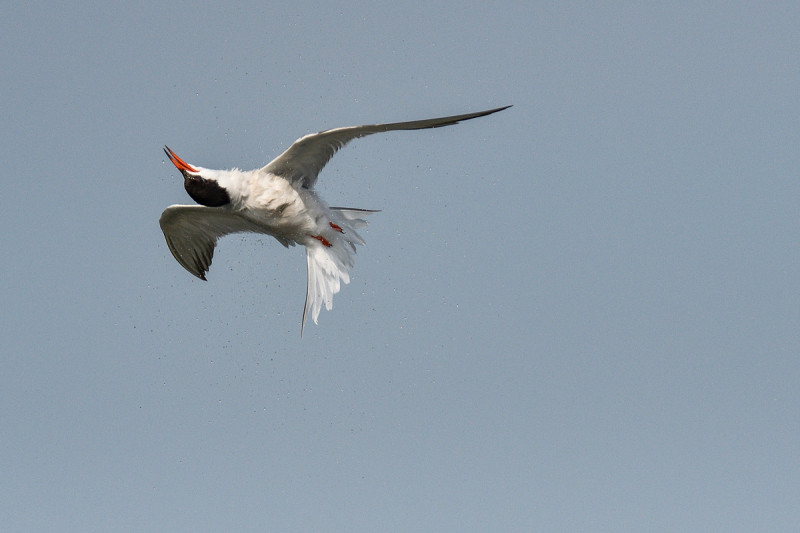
[2,2,799,531]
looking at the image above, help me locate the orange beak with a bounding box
[164,146,198,173]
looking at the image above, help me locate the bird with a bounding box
[160,105,511,333]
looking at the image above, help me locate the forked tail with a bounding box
[302,208,377,334]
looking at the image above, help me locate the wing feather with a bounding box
[262,105,511,189]
[159,205,266,280]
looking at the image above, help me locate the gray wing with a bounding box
[262,105,511,189]
[159,205,268,280]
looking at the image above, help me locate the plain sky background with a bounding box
[2,2,799,531]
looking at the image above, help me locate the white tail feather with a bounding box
[301,208,376,334]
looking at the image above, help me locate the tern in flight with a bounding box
[160,105,510,333]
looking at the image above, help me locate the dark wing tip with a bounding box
[466,105,512,119]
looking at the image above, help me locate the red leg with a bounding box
[310,234,332,247]
[329,222,343,233]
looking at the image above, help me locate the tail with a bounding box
[302,208,377,335]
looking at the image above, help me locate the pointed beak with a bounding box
[164,146,198,173]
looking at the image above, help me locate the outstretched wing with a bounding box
[159,205,267,280]
[262,105,511,189]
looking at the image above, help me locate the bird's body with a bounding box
[160,105,510,332]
